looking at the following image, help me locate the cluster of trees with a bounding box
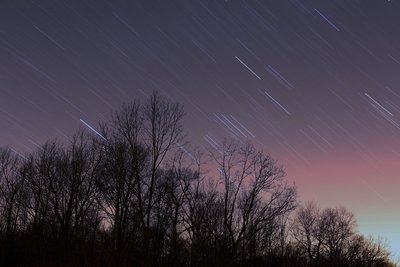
[0,93,394,266]
[292,203,391,267]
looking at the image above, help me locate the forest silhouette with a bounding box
[0,92,394,266]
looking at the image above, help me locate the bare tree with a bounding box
[16,132,103,266]
[210,140,297,263]
[98,92,185,265]
[22,141,59,244]
[159,149,199,265]
[291,203,393,267]
[346,234,391,267]
[97,136,147,260]
[292,201,324,267]
[184,176,224,266]
[320,207,356,265]
[96,100,148,265]
[0,148,26,239]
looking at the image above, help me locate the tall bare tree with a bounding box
[141,92,185,265]
[98,92,185,265]
[210,140,297,263]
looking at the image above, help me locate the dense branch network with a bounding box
[0,93,393,267]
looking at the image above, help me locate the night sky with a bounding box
[1,0,400,258]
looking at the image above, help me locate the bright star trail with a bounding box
[1,0,400,259]
[80,118,106,140]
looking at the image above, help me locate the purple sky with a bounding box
[1,0,400,259]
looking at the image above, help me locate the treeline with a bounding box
[0,93,393,266]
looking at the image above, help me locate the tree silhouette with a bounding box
[0,92,394,267]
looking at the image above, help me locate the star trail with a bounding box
[1,0,400,259]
